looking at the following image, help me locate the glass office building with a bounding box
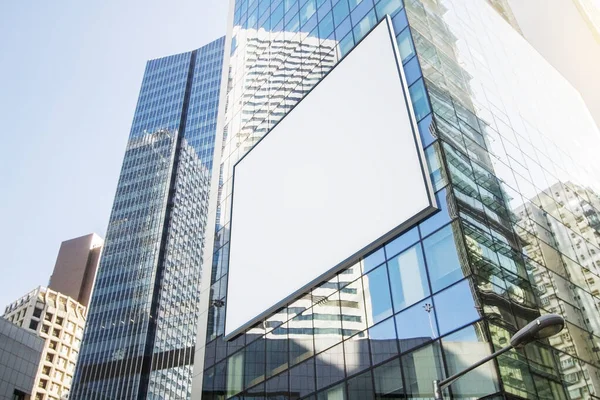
[70,37,225,399]
[192,0,600,399]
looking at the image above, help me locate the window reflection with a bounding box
[368,317,399,365]
[384,226,419,260]
[316,343,345,390]
[395,299,438,353]
[423,224,466,292]
[402,342,444,399]
[387,243,430,312]
[347,370,374,400]
[441,323,499,398]
[290,359,315,398]
[373,358,404,399]
[434,279,480,335]
[362,264,393,326]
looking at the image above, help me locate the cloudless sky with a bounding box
[0,1,229,311]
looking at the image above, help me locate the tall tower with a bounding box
[70,37,225,400]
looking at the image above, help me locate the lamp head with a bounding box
[510,314,565,348]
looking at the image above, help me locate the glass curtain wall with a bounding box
[195,0,600,399]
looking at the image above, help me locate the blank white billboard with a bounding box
[225,17,436,339]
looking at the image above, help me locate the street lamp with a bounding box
[433,313,565,400]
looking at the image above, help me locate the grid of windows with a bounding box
[70,37,225,400]
[195,0,600,399]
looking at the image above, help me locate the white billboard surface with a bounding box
[225,18,436,339]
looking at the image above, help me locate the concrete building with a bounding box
[48,233,103,308]
[0,318,44,400]
[3,287,86,400]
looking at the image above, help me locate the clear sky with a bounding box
[0,1,229,311]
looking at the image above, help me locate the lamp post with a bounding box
[433,313,565,400]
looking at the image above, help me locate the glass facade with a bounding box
[193,0,600,399]
[70,37,225,400]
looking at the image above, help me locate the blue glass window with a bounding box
[408,79,431,121]
[403,55,421,86]
[434,279,481,335]
[395,299,438,353]
[423,224,466,292]
[353,9,377,42]
[318,11,335,38]
[363,264,393,325]
[333,0,350,25]
[387,243,430,312]
[300,0,317,25]
[369,317,399,364]
[339,32,355,58]
[376,0,403,19]
[363,248,385,273]
[384,226,419,259]
[396,27,415,63]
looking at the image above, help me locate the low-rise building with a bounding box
[3,287,86,400]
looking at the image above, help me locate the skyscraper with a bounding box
[70,37,225,399]
[49,233,104,308]
[192,1,600,400]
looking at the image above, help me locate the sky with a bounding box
[0,0,229,311]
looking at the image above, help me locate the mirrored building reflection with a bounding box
[190,0,600,399]
[70,38,225,399]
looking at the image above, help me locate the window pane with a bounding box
[265,370,288,399]
[401,342,444,399]
[384,226,419,260]
[318,383,346,400]
[290,308,315,366]
[441,323,499,398]
[434,279,481,335]
[369,317,399,365]
[376,0,403,19]
[363,264,393,326]
[395,299,438,353]
[363,248,385,273]
[316,343,346,390]
[344,335,370,375]
[245,338,266,388]
[227,351,244,397]
[266,329,288,377]
[423,224,466,292]
[290,358,315,398]
[408,78,431,121]
[396,27,415,63]
[387,243,430,312]
[347,370,374,400]
[373,358,404,399]
[353,10,376,42]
